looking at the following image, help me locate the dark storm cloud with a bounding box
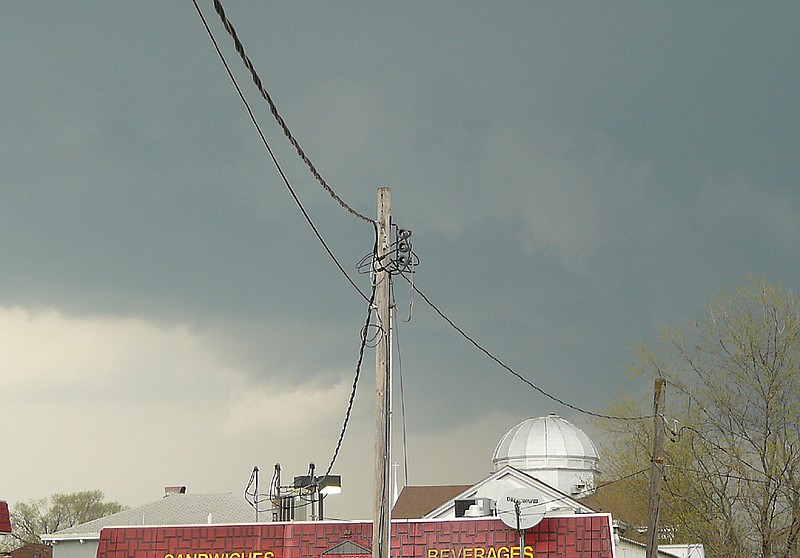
[1,1,798,515]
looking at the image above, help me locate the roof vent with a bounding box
[164,486,187,497]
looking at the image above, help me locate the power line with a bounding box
[196,0,650,486]
[400,273,653,422]
[316,467,650,521]
[323,277,378,478]
[391,281,411,487]
[196,0,379,506]
[191,0,371,302]
[663,464,780,486]
[669,423,800,498]
[247,244,380,506]
[517,467,650,512]
[208,0,374,225]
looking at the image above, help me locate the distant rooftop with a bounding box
[392,485,472,519]
[44,492,257,541]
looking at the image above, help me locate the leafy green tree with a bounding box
[0,490,126,551]
[597,278,800,558]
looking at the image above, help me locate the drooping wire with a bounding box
[399,273,653,422]
[322,227,380,478]
[355,229,418,279]
[243,466,258,510]
[378,307,392,558]
[390,280,411,487]
[244,465,277,515]
[191,0,370,303]
[399,269,415,323]
[392,225,415,322]
[510,467,650,514]
[267,465,279,505]
[669,422,800,498]
[209,0,374,225]
[663,464,785,486]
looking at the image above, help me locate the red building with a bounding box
[0,501,11,534]
[97,514,616,558]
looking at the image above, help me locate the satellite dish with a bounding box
[496,488,545,530]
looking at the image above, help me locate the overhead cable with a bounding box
[671,423,800,497]
[517,467,650,513]
[400,273,653,422]
[209,0,374,225]
[192,0,370,302]
[391,281,411,486]
[323,265,379,478]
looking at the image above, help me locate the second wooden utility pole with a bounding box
[645,377,666,558]
[373,187,392,558]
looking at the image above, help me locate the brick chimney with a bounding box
[164,486,187,497]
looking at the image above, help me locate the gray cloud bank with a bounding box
[1,2,797,518]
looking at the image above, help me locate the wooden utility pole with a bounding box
[645,378,666,558]
[373,187,392,558]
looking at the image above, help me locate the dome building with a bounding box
[492,414,600,497]
[394,414,601,520]
[391,414,704,557]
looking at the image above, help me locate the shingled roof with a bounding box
[391,485,472,519]
[44,493,256,541]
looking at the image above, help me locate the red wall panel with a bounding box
[0,501,11,534]
[98,514,614,558]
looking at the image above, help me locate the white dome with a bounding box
[492,415,599,495]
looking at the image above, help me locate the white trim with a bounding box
[424,465,593,519]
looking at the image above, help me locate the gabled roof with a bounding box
[423,465,594,519]
[43,493,256,541]
[321,540,371,555]
[392,485,472,519]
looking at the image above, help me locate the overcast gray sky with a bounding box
[1,2,798,520]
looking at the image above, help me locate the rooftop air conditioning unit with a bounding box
[455,498,494,518]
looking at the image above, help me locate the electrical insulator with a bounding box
[396,229,412,269]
